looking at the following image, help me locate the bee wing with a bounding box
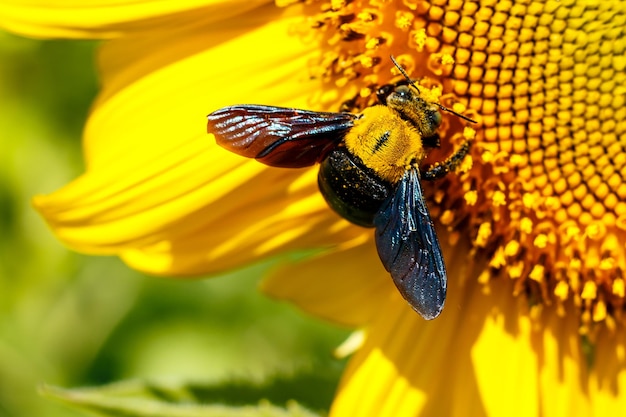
[207,105,358,168]
[373,167,447,320]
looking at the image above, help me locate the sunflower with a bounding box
[3,0,626,415]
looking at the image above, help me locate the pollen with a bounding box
[475,222,492,247]
[413,28,427,51]
[463,126,476,140]
[492,190,506,206]
[440,210,454,226]
[529,265,545,283]
[441,54,455,65]
[395,11,414,31]
[281,0,626,329]
[464,190,478,206]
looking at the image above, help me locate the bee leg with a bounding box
[422,133,441,149]
[376,84,395,103]
[422,140,471,181]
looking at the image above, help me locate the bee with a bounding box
[207,56,476,320]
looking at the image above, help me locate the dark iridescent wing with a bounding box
[373,167,447,320]
[207,105,358,168]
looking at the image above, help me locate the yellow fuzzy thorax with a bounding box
[343,105,426,184]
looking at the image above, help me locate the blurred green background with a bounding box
[0,31,350,417]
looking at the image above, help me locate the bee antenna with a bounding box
[438,104,477,124]
[390,55,477,124]
[390,55,420,93]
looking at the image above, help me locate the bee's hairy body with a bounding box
[206,60,474,320]
[344,105,426,184]
[318,87,442,228]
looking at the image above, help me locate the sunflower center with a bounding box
[277,0,626,330]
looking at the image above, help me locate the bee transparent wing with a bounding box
[373,167,447,320]
[207,105,358,168]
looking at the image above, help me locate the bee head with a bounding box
[387,56,476,134]
[385,83,443,138]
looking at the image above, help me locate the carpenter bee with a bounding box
[207,56,475,320]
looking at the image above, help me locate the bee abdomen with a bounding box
[318,147,393,228]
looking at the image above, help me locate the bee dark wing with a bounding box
[207,105,358,168]
[373,167,447,320]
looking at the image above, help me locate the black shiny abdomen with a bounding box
[318,147,393,227]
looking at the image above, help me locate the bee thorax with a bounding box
[343,105,426,184]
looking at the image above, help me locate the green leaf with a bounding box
[40,380,324,417]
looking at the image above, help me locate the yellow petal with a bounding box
[329,242,480,417]
[0,0,272,39]
[262,239,388,327]
[119,172,365,275]
[34,5,361,275]
[85,4,316,170]
[588,325,626,412]
[330,240,593,417]
[533,305,591,417]
[472,298,591,417]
